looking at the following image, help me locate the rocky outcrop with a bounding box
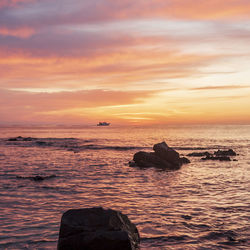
[57,207,140,250]
[130,142,190,170]
[187,148,237,161]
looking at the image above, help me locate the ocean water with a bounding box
[0,125,249,249]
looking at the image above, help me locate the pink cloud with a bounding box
[0,0,34,9]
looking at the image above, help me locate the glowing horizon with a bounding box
[1,0,250,125]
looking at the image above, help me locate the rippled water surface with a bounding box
[0,125,249,249]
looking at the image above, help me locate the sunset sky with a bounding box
[1,0,250,125]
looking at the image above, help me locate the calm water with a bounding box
[0,125,249,249]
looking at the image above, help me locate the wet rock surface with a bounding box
[130,142,190,170]
[58,207,140,250]
[187,152,211,157]
[214,149,236,156]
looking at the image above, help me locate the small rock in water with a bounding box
[181,215,192,220]
[57,207,140,250]
[187,152,211,157]
[7,138,18,141]
[8,136,23,141]
[32,176,44,181]
[214,149,236,156]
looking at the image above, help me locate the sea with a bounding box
[0,125,249,249]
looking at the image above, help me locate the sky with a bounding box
[1,0,250,125]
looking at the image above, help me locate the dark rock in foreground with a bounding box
[16,175,56,181]
[130,142,190,170]
[201,155,231,161]
[214,149,236,156]
[58,207,140,250]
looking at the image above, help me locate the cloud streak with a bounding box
[1,0,250,29]
[190,85,250,91]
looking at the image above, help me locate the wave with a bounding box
[212,205,248,213]
[182,221,211,230]
[141,235,192,243]
[75,145,146,151]
[173,147,220,150]
[4,136,147,152]
[2,136,237,153]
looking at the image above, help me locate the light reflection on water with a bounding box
[0,125,249,249]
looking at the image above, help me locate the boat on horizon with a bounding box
[97,122,110,126]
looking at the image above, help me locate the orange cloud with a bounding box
[1,85,249,125]
[0,89,157,110]
[0,88,159,124]
[148,0,250,20]
[0,27,35,38]
[0,47,221,90]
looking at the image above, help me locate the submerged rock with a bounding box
[181,215,192,220]
[22,137,34,141]
[16,175,56,181]
[35,141,47,146]
[7,136,36,141]
[131,142,190,170]
[57,207,140,250]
